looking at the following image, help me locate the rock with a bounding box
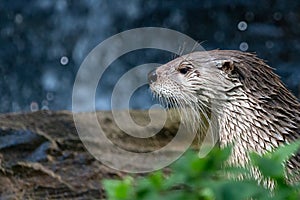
[0,110,181,199]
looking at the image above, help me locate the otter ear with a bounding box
[217,60,235,74]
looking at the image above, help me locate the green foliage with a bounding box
[249,140,300,199]
[103,141,300,200]
[103,176,134,199]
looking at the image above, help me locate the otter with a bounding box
[148,50,300,179]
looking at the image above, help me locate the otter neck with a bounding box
[217,96,287,166]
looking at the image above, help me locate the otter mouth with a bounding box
[148,61,207,107]
[149,86,180,108]
[148,71,180,102]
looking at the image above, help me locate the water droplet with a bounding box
[30,102,39,112]
[42,100,49,106]
[15,14,23,24]
[46,92,54,101]
[265,41,274,49]
[273,12,282,21]
[60,56,69,66]
[239,42,249,51]
[238,21,247,31]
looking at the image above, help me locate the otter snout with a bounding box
[148,68,157,84]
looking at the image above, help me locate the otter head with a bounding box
[148,51,244,112]
[148,51,248,133]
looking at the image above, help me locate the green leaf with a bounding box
[103,177,133,200]
[148,171,164,189]
[208,179,269,200]
[270,140,300,163]
[250,152,284,178]
[162,191,199,200]
[250,140,300,178]
[102,142,300,200]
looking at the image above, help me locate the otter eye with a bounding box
[178,62,192,74]
[179,67,189,74]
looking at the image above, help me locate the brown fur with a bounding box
[148,50,300,181]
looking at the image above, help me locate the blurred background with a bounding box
[1,0,300,113]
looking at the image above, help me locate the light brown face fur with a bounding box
[148,51,247,108]
[148,51,245,130]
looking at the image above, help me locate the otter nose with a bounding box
[148,68,157,84]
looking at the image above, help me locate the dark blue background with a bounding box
[1,0,299,113]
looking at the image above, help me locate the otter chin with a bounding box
[148,50,300,180]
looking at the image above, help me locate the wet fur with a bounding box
[149,50,300,181]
